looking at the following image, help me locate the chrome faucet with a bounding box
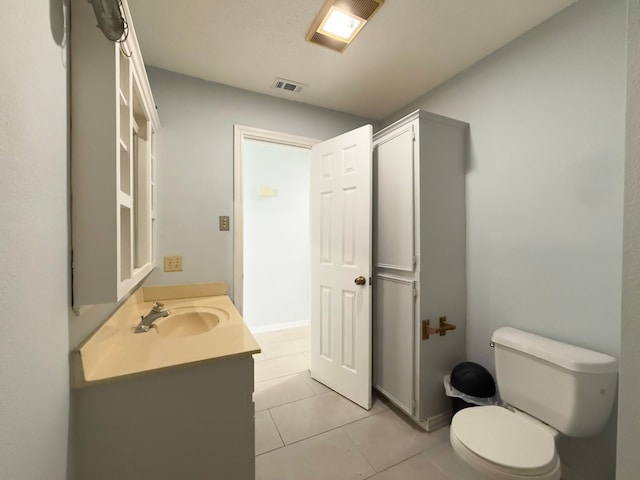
[134,302,170,333]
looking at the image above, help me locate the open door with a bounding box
[309,124,373,410]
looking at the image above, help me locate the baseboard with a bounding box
[421,410,453,432]
[374,386,452,433]
[248,319,309,334]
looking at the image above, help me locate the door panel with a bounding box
[310,124,373,410]
[373,274,415,416]
[374,126,415,271]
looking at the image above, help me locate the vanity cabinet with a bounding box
[74,355,256,480]
[72,286,260,480]
[372,110,468,431]
[71,0,160,306]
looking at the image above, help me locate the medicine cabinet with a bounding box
[71,0,160,306]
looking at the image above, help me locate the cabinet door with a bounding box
[374,125,415,271]
[373,274,415,416]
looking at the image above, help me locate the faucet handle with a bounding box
[152,302,164,311]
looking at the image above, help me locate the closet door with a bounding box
[374,125,415,271]
[373,274,416,416]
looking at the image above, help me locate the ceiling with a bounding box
[127,0,578,120]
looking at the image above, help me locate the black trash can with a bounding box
[450,362,496,414]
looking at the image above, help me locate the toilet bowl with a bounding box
[449,327,617,480]
[450,405,561,480]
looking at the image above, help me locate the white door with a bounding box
[309,125,373,410]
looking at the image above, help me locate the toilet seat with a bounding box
[450,405,561,479]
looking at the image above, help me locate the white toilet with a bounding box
[449,327,617,480]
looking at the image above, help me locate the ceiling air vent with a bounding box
[272,78,306,93]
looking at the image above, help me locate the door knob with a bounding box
[354,276,366,286]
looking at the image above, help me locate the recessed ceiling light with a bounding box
[306,0,384,53]
[318,7,364,42]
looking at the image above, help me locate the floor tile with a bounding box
[255,428,376,480]
[254,354,308,383]
[255,410,284,455]
[282,325,309,340]
[269,391,384,445]
[254,374,315,411]
[342,409,443,472]
[253,353,267,361]
[253,330,289,345]
[367,451,450,480]
[298,370,331,394]
[260,337,309,359]
[419,442,484,480]
[432,425,451,444]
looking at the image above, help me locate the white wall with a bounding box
[143,68,373,297]
[0,1,70,479]
[383,0,626,478]
[617,1,640,478]
[243,139,311,330]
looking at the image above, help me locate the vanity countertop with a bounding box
[71,283,261,387]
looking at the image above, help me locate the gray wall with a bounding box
[143,67,374,296]
[0,1,70,479]
[617,1,640,478]
[382,0,626,478]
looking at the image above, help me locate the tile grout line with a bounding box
[254,369,310,384]
[259,389,336,418]
[351,432,451,477]
[339,424,379,477]
[266,407,286,452]
[254,378,319,413]
[255,402,391,458]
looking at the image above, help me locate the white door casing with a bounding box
[309,124,373,410]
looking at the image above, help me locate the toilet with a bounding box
[449,327,618,480]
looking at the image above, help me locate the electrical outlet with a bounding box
[219,216,230,231]
[164,255,183,272]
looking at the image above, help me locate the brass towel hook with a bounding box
[422,316,457,340]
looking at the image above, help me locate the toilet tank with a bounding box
[492,327,617,437]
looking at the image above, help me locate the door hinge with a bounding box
[412,399,417,415]
[412,288,417,297]
[411,128,416,142]
[412,255,417,267]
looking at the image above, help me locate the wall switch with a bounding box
[164,255,183,272]
[219,216,230,231]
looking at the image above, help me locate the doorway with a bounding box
[233,126,319,332]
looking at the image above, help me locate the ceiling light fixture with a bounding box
[306,0,384,53]
[88,0,128,42]
[318,7,364,42]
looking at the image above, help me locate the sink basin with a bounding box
[154,306,229,338]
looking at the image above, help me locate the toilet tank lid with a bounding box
[492,327,617,374]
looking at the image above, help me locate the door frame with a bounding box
[233,125,319,314]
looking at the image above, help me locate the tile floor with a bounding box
[252,325,482,480]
